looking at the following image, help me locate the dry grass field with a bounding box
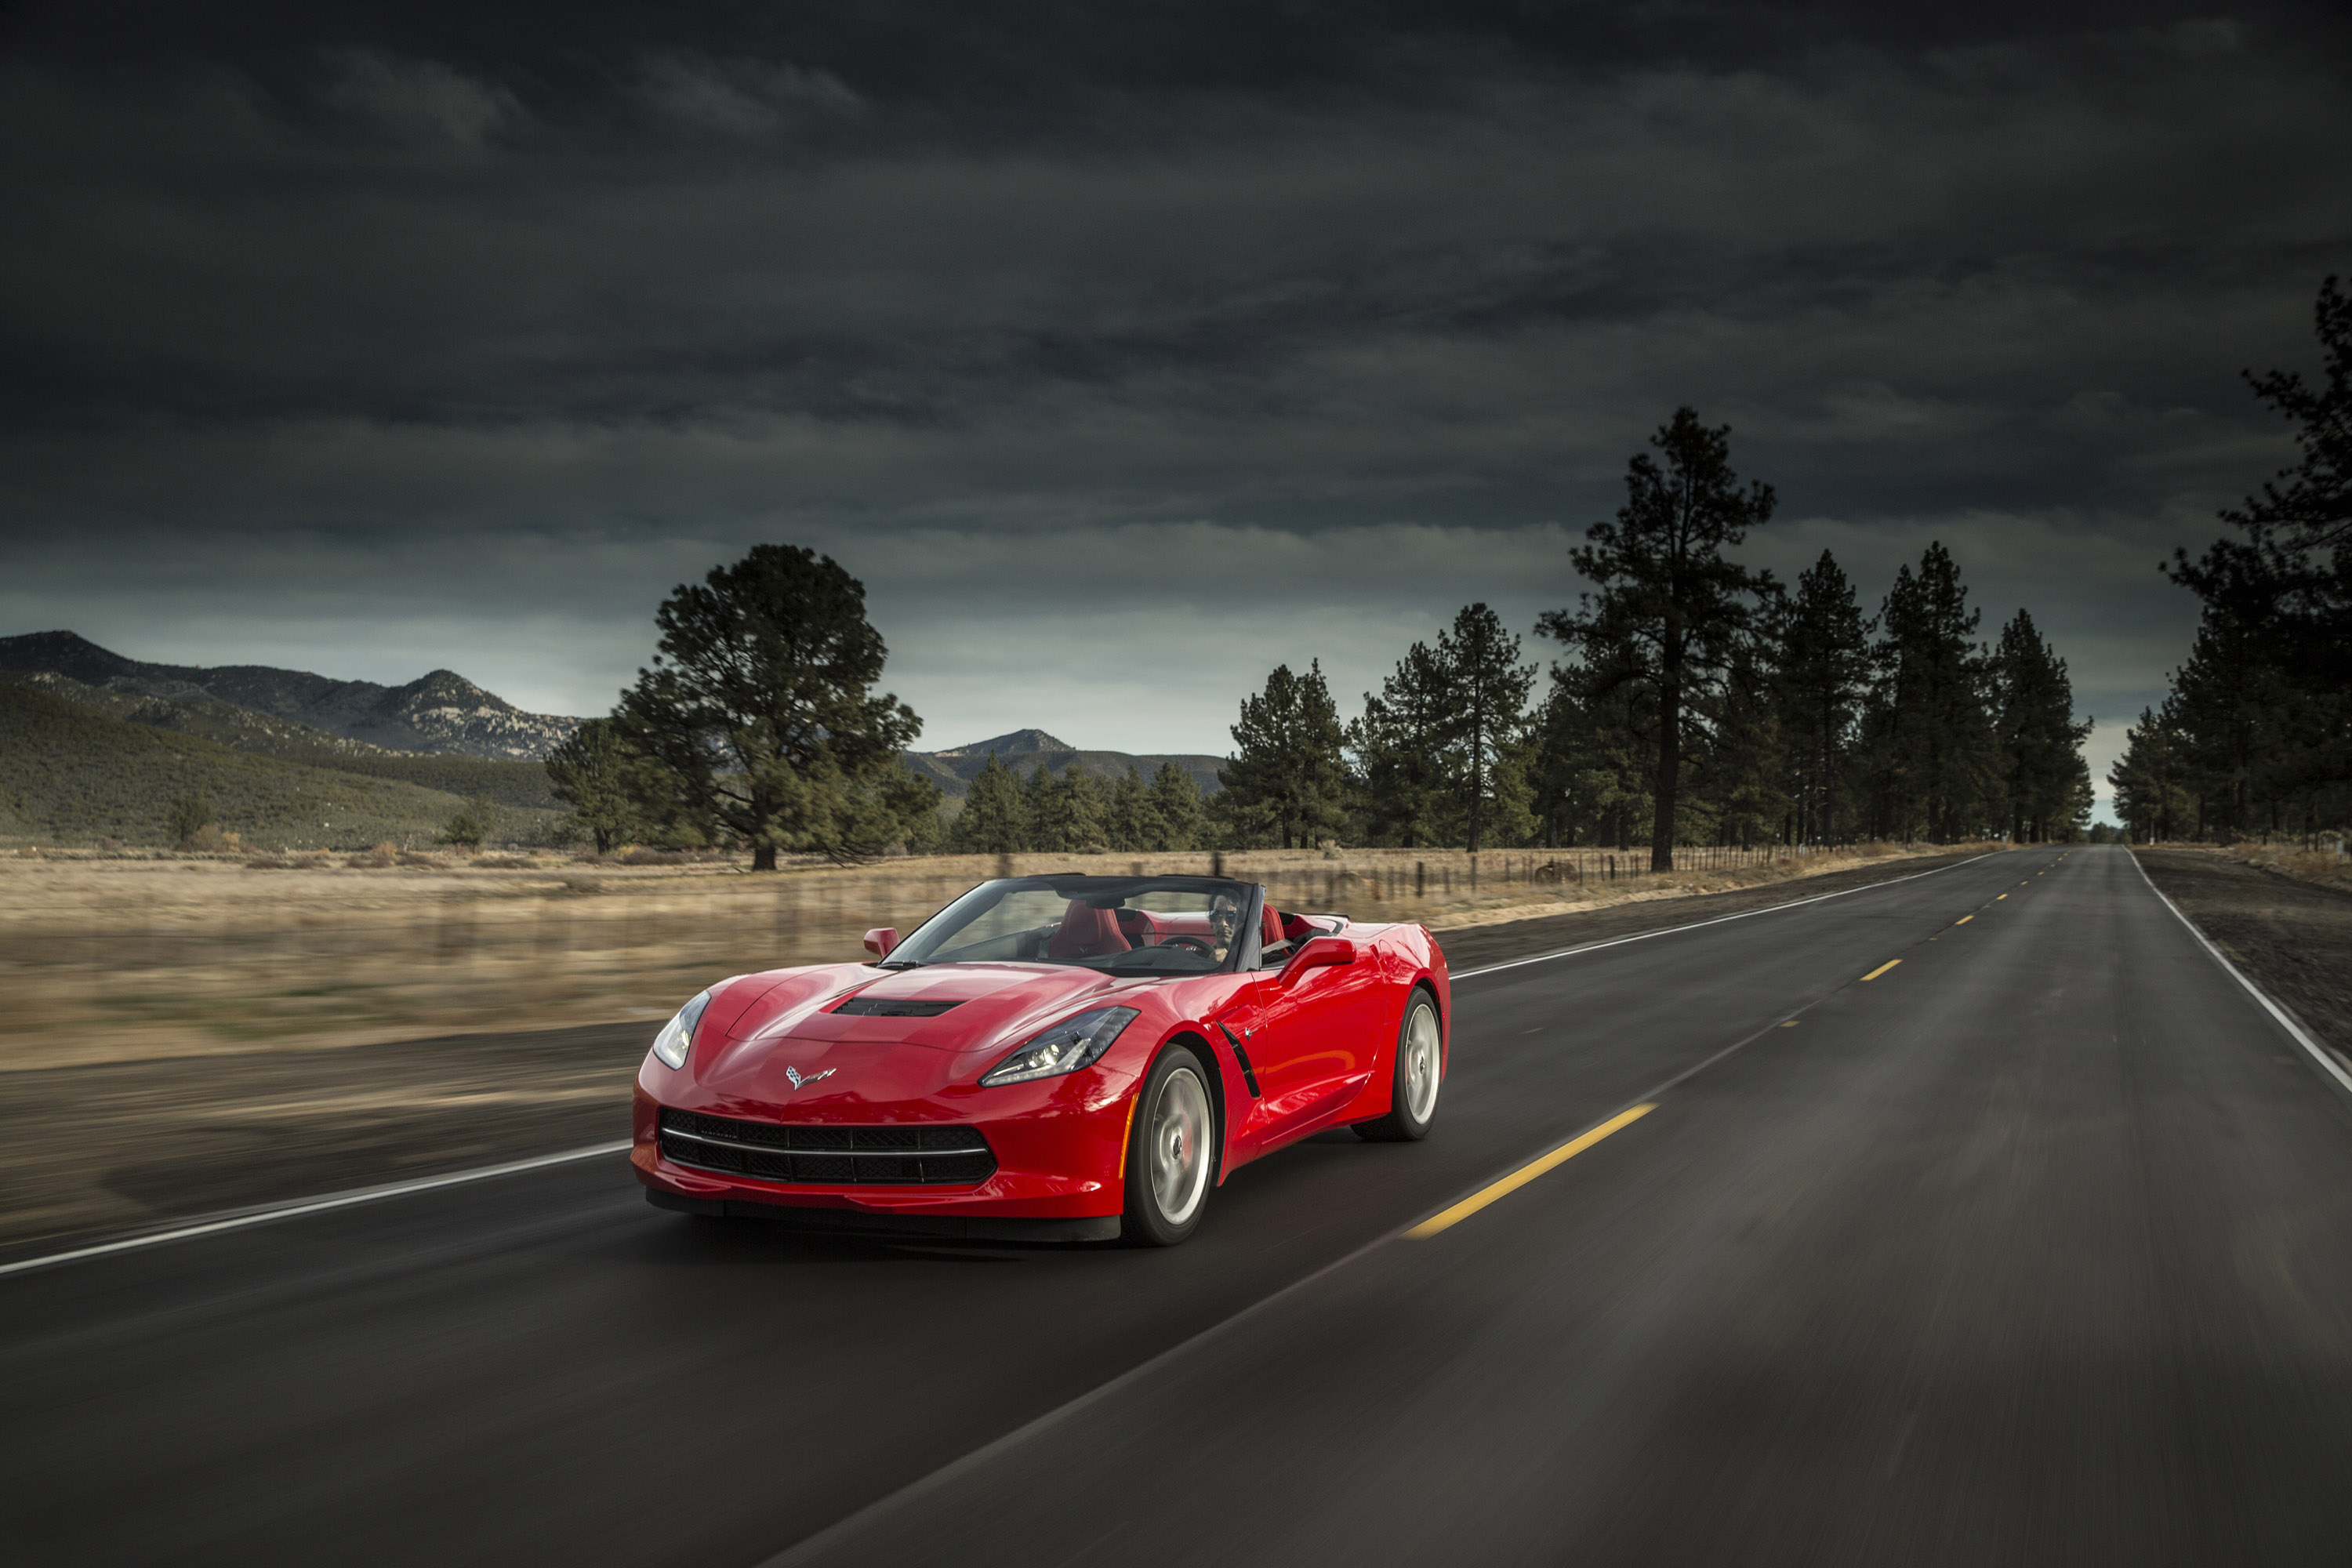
[2,839,1976,1072]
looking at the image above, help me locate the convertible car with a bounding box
[633,873,1449,1245]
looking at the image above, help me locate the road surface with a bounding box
[4,845,2349,1566]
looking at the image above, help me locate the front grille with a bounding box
[657,1108,996,1186]
[831,996,964,1017]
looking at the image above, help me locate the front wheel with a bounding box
[1355,990,1443,1142]
[1122,1044,1217,1246]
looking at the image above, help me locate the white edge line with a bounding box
[1450,851,1998,980]
[0,1139,633,1281]
[757,856,2016,1564]
[2129,851,2352,1100]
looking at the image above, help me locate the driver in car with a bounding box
[1208,889,1243,959]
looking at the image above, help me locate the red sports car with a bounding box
[633,873,1450,1245]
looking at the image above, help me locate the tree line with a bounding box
[2111,275,2350,844]
[551,425,2096,867]
[1213,411,2094,865]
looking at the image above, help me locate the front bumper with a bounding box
[630,1073,1135,1221]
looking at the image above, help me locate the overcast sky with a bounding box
[5,2,2349,815]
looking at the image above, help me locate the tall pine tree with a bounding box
[1775,550,1869,846]
[1218,662,1350,849]
[1540,408,1777,870]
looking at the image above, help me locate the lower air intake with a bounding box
[656,1108,996,1186]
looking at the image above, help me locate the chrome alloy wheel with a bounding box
[1403,1002,1443,1124]
[1148,1066,1213,1225]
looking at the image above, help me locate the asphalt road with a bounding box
[5,845,2350,1566]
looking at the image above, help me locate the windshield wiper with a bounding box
[876,958,926,969]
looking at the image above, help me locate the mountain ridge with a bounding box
[903,729,1225,799]
[1,631,1226,800]
[0,632,583,760]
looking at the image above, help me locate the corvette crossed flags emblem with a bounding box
[783,1066,835,1090]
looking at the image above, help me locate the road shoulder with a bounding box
[2133,848,2352,1062]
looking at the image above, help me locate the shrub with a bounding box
[437,795,499,849]
[166,794,215,849]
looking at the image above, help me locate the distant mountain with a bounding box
[0,632,582,760]
[904,728,1225,798]
[0,681,556,848]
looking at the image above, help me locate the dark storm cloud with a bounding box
[2,2,2349,796]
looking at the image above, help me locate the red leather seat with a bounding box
[1047,902,1132,960]
[1260,905,1284,949]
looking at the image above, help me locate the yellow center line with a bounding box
[1955,915,1973,924]
[1997,894,2008,900]
[1860,959,1902,982]
[1404,1105,1654,1239]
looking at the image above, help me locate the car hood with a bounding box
[689,962,1155,1113]
[720,962,1149,1051]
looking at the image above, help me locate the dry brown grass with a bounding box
[0,839,1994,1072]
[2131,840,2352,895]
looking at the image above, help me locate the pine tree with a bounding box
[1539,408,1777,870]
[616,544,926,868]
[544,717,642,855]
[1218,662,1350,849]
[1864,543,1998,843]
[1440,604,1537,853]
[1348,640,1457,847]
[1703,632,1786,850]
[1527,662,1653,850]
[949,752,1026,854]
[2157,275,2352,837]
[1992,609,2092,842]
[1145,761,1207,851]
[1775,550,1869,845]
[1039,765,1109,852]
[1104,765,1153,852]
[2109,708,2195,841]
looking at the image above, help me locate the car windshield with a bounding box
[884,876,1252,975]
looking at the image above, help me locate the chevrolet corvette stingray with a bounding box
[633,873,1450,1245]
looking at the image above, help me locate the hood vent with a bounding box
[832,996,964,1018]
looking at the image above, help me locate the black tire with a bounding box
[1355,989,1443,1142]
[1121,1044,1218,1246]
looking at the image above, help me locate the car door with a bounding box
[1238,938,1387,1143]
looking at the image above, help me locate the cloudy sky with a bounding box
[5,2,2349,814]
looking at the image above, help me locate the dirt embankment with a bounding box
[0,844,1997,1263]
[2133,848,2352,1064]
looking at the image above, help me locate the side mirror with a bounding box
[863,927,899,960]
[1281,935,1359,981]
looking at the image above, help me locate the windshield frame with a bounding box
[883,875,1267,975]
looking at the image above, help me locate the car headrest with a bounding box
[1047,902,1131,960]
[1260,905,1283,949]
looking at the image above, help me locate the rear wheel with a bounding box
[1122,1044,1216,1246]
[1355,990,1442,1142]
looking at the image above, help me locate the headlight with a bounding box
[979,1006,1139,1086]
[651,991,713,1069]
